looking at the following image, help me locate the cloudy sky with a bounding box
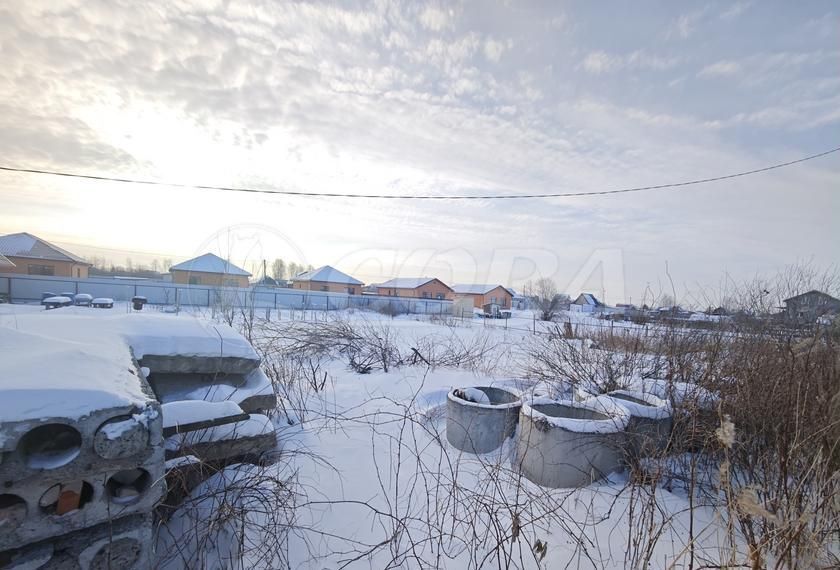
[0,0,837,304]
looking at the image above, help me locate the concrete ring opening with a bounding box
[446,386,522,454]
[19,424,82,470]
[0,494,28,529]
[89,537,142,569]
[597,390,673,458]
[516,398,629,488]
[38,481,94,516]
[93,415,150,459]
[106,468,151,505]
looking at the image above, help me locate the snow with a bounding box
[521,396,630,434]
[42,295,71,304]
[165,414,273,450]
[291,264,362,285]
[375,277,439,289]
[588,390,672,420]
[165,454,201,470]
[0,325,153,423]
[0,232,87,263]
[169,253,251,276]
[100,417,141,440]
[161,400,245,429]
[627,378,719,410]
[0,303,737,568]
[122,315,259,362]
[457,387,491,404]
[0,309,258,423]
[155,368,273,406]
[452,283,513,295]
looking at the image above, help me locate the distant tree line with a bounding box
[87,256,173,278]
[269,258,314,282]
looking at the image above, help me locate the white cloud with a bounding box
[582,51,619,74]
[720,1,752,21]
[483,39,509,63]
[0,0,837,302]
[418,5,453,32]
[582,50,679,74]
[666,10,706,40]
[698,60,741,77]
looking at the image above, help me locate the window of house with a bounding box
[320,285,328,292]
[490,296,497,304]
[223,279,238,287]
[422,291,429,298]
[436,293,444,300]
[76,268,80,277]
[346,287,355,294]
[28,264,54,276]
[189,276,200,285]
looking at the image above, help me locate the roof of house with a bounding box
[169,253,251,276]
[783,289,840,303]
[376,277,452,290]
[0,253,15,268]
[452,284,514,296]
[0,232,89,264]
[256,276,279,286]
[292,265,362,285]
[575,293,603,306]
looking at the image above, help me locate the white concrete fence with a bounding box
[0,273,453,315]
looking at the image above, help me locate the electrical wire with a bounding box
[0,145,837,200]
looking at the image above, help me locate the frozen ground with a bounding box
[0,302,733,569]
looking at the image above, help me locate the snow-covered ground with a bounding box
[0,302,734,569]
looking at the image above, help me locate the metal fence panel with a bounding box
[0,273,453,315]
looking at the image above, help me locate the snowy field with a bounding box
[0,302,736,569]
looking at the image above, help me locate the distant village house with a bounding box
[169,253,251,287]
[571,292,604,313]
[292,265,362,294]
[452,284,514,309]
[375,277,452,300]
[783,290,840,323]
[0,232,91,278]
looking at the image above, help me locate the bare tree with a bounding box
[524,277,567,321]
[271,258,286,281]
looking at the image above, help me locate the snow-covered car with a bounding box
[41,295,72,309]
[92,297,114,308]
[74,293,93,306]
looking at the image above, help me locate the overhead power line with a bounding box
[0,146,837,200]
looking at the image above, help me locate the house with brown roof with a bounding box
[375,277,452,300]
[169,253,251,287]
[291,265,363,295]
[0,232,91,278]
[452,284,514,309]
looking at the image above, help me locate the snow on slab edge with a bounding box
[0,325,153,423]
[161,400,245,428]
[165,414,274,450]
[124,319,259,361]
[522,397,630,434]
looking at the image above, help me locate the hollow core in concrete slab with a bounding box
[20,424,82,470]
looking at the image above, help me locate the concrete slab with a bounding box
[0,513,153,570]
